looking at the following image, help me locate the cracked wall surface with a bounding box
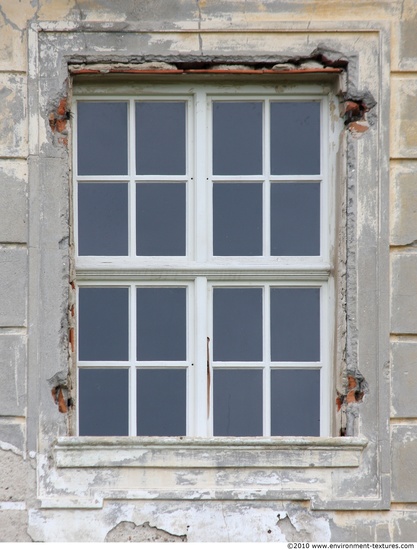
[0,0,416,542]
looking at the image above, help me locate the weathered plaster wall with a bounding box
[0,0,416,542]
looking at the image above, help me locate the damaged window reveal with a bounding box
[47,56,376,438]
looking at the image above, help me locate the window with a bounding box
[74,82,334,438]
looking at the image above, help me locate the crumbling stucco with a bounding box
[277,511,331,542]
[105,521,187,542]
[336,370,369,436]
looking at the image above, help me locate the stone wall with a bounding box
[0,0,416,542]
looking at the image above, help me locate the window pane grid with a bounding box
[76,97,192,259]
[210,283,323,436]
[77,282,191,436]
[208,96,324,260]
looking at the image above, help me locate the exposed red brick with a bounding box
[49,97,69,147]
[56,97,67,117]
[346,389,356,404]
[55,118,67,133]
[336,394,343,411]
[348,121,369,134]
[347,375,357,389]
[344,100,361,116]
[57,388,68,413]
[69,327,75,353]
[48,112,56,132]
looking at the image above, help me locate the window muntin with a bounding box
[75,84,333,438]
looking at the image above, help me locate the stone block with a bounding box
[0,74,27,158]
[391,78,417,159]
[0,161,27,243]
[0,249,27,327]
[391,253,417,334]
[391,425,417,502]
[0,447,34,503]
[0,18,27,73]
[0,511,31,542]
[0,420,24,451]
[390,164,417,246]
[391,342,417,417]
[392,512,417,541]
[396,0,417,71]
[0,335,26,417]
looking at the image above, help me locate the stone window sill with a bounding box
[54,436,368,469]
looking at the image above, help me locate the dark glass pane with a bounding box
[213,288,262,361]
[271,182,320,256]
[270,102,320,175]
[213,369,262,436]
[271,288,320,362]
[136,183,185,256]
[136,102,186,175]
[79,369,129,436]
[77,102,128,175]
[78,183,128,256]
[137,288,186,361]
[213,102,262,175]
[213,183,262,256]
[79,287,129,361]
[137,369,186,435]
[271,369,320,436]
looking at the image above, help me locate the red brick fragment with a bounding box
[57,387,68,413]
[69,327,75,353]
[56,97,67,117]
[344,100,361,116]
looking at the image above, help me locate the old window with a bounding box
[74,82,335,438]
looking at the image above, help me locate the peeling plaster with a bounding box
[105,521,187,542]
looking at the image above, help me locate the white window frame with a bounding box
[74,81,336,438]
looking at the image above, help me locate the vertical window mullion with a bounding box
[129,100,136,434]
[321,97,328,263]
[187,97,194,260]
[195,89,209,263]
[129,99,136,258]
[264,100,271,258]
[264,284,271,437]
[194,276,209,436]
[320,282,330,437]
[129,283,137,436]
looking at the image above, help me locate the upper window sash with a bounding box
[73,84,334,269]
